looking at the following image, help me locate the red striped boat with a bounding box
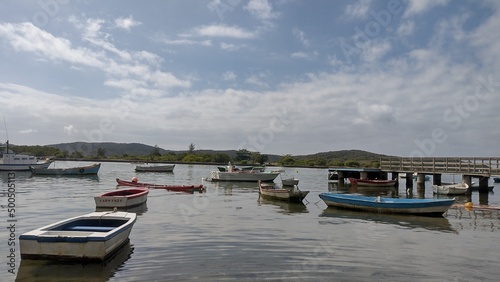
[94,188,149,208]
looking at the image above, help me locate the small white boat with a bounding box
[135,164,175,172]
[30,163,101,175]
[94,188,149,208]
[19,211,137,261]
[432,182,469,195]
[205,170,280,182]
[0,140,53,171]
[205,163,280,182]
[282,177,299,186]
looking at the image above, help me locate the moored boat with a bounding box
[1,140,53,171]
[30,163,101,175]
[135,164,175,172]
[493,177,500,183]
[319,193,455,217]
[19,211,137,261]
[348,178,397,187]
[94,188,149,208]
[116,178,205,193]
[258,180,309,203]
[432,182,469,195]
[205,170,280,182]
[281,177,299,186]
[206,162,279,182]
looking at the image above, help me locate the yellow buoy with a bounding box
[464,202,473,210]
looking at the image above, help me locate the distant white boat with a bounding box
[135,164,175,172]
[0,140,53,171]
[282,177,299,186]
[204,162,280,182]
[432,182,469,195]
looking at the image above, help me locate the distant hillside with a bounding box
[293,150,393,162]
[47,142,170,157]
[46,142,392,164]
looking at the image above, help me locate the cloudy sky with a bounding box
[0,0,499,157]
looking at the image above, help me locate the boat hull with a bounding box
[0,160,53,171]
[259,185,309,203]
[31,163,101,175]
[207,171,280,182]
[349,178,397,187]
[94,188,149,208]
[116,178,205,193]
[19,211,136,261]
[319,193,455,217]
[135,164,175,172]
[282,178,299,186]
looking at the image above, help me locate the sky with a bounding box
[0,0,499,157]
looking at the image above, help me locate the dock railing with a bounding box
[379,157,500,176]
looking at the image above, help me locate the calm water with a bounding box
[2,161,500,281]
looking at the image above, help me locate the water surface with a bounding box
[2,162,499,281]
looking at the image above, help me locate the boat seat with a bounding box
[64,226,115,232]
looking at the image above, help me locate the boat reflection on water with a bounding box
[15,241,133,282]
[320,208,457,234]
[95,202,148,215]
[210,181,259,195]
[257,196,309,214]
[353,186,398,197]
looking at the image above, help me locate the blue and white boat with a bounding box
[19,211,137,261]
[319,193,455,217]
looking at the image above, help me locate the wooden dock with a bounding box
[379,157,500,176]
[380,157,500,192]
[329,157,500,193]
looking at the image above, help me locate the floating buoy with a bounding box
[132,177,138,183]
[464,202,473,210]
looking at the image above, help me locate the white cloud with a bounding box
[344,0,372,18]
[292,28,310,47]
[0,22,105,68]
[220,42,241,51]
[185,24,256,39]
[245,0,279,21]
[291,51,318,60]
[19,129,38,134]
[361,39,391,62]
[403,0,449,18]
[115,16,142,31]
[245,72,270,88]
[398,20,415,36]
[223,71,237,81]
[64,125,78,135]
[0,20,191,98]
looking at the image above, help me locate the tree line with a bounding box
[7,143,380,168]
